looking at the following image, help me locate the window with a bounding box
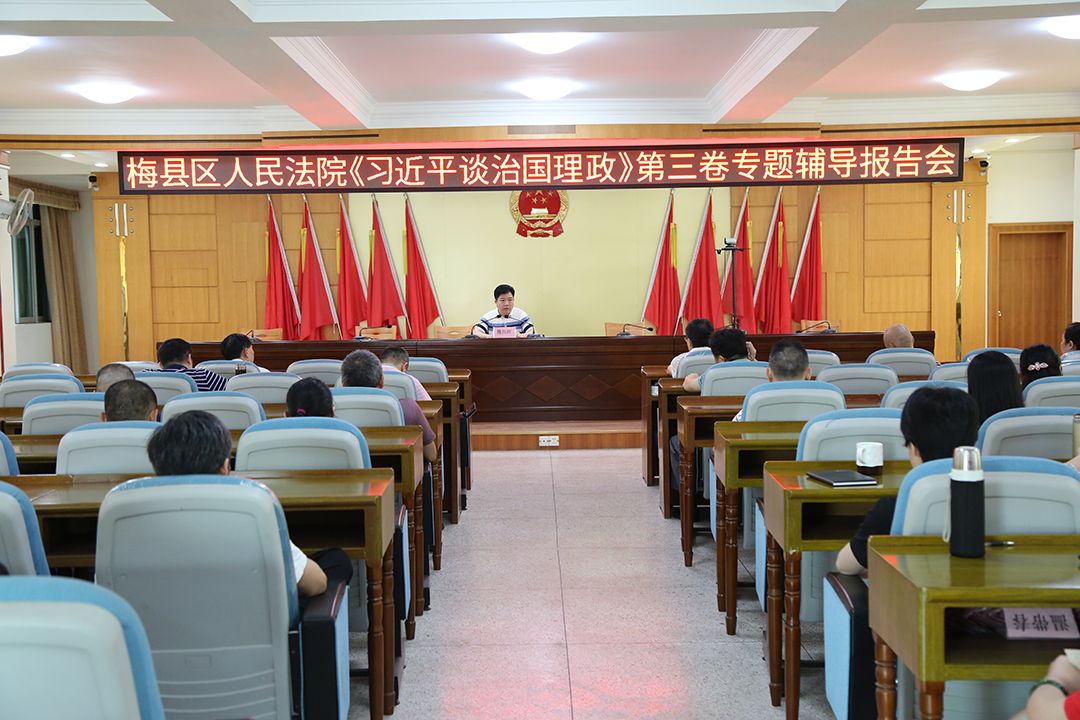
[11,204,49,323]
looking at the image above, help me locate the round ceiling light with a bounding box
[512,78,578,101]
[1042,15,1080,40]
[508,33,590,55]
[0,35,37,57]
[938,70,1006,92]
[93,162,109,168]
[60,152,77,159]
[72,81,140,104]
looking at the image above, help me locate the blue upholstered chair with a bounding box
[977,407,1078,459]
[226,372,301,405]
[929,362,968,382]
[161,391,266,430]
[1023,376,1080,407]
[699,361,769,397]
[235,417,371,471]
[1,361,73,380]
[0,373,84,407]
[55,421,158,475]
[963,347,1022,371]
[806,350,841,379]
[880,380,967,410]
[381,369,418,401]
[0,479,48,575]
[0,576,166,719]
[673,348,715,378]
[866,348,937,379]
[22,392,106,435]
[195,359,262,378]
[96,475,350,720]
[133,371,198,404]
[332,387,404,428]
[287,359,343,385]
[816,363,899,395]
[0,433,20,475]
[406,356,449,384]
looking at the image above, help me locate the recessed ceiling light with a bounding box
[938,70,1006,92]
[512,78,578,101]
[507,33,591,55]
[970,148,986,154]
[59,152,77,159]
[0,35,37,57]
[1004,137,1021,143]
[72,81,140,104]
[93,162,109,168]
[1042,15,1080,40]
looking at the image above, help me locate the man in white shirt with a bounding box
[667,318,714,376]
[380,347,431,401]
[472,284,535,337]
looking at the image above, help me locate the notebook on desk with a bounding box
[807,470,878,487]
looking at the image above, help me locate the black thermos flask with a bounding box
[949,446,985,558]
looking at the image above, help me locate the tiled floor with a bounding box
[350,449,833,720]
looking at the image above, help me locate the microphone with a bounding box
[796,320,834,334]
[617,322,655,337]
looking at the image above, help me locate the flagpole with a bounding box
[753,187,784,303]
[302,194,343,339]
[405,194,446,324]
[720,187,749,296]
[674,190,713,325]
[791,186,820,301]
[641,191,674,323]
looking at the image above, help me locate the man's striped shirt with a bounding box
[477,307,535,335]
[158,364,228,392]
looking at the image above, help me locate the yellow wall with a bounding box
[347,188,731,336]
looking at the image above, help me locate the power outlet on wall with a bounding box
[539,435,560,447]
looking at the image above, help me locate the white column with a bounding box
[0,152,15,370]
[1074,144,1080,319]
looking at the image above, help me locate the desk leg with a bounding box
[917,680,944,720]
[410,484,423,632]
[873,632,897,720]
[716,478,726,612]
[446,440,461,525]
[766,533,783,707]
[660,419,672,519]
[433,452,443,572]
[783,551,802,720]
[366,555,385,720]
[382,551,396,712]
[680,443,693,567]
[724,487,739,635]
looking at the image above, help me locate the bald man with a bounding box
[883,323,914,349]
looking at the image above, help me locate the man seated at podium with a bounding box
[472,284,535,337]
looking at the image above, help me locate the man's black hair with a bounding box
[104,380,156,422]
[220,332,252,360]
[380,347,409,366]
[900,387,979,462]
[157,338,192,366]
[709,327,747,361]
[1064,322,1080,350]
[493,284,515,300]
[147,410,231,476]
[768,339,809,380]
[684,319,714,348]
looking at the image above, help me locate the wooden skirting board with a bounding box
[471,421,640,451]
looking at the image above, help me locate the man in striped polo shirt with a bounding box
[471,284,536,337]
[156,337,228,392]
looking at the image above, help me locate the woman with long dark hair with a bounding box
[967,350,1023,423]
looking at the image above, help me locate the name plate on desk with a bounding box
[491,327,518,338]
[1004,608,1080,640]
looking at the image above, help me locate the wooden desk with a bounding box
[425,383,463,527]
[7,469,397,720]
[447,369,473,493]
[868,535,1080,720]
[762,460,911,719]
[415,400,445,573]
[712,421,804,633]
[76,374,96,391]
[640,364,668,487]
[187,332,934,422]
[657,378,691,517]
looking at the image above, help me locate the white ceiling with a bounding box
[0,0,1078,134]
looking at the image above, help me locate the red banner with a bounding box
[118,138,964,194]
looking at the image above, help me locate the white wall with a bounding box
[1075,149,1080,319]
[70,192,99,369]
[14,323,53,362]
[986,148,1075,224]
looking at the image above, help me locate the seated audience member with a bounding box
[836,387,979,575]
[1061,322,1080,355]
[147,410,350,600]
[380,347,431,401]
[156,338,228,392]
[968,350,1023,423]
[95,362,135,394]
[682,327,758,392]
[101,380,158,422]
[286,377,334,418]
[667,318,714,376]
[1016,654,1080,720]
[220,332,267,372]
[341,349,437,464]
[471,284,535,337]
[1020,344,1062,388]
[883,323,914,349]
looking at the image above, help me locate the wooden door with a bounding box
[989,223,1073,349]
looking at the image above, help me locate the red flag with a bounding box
[337,195,368,337]
[720,189,758,333]
[676,193,724,328]
[367,197,406,332]
[403,197,442,339]
[791,187,824,322]
[641,193,682,335]
[297,197,340,340]
[754,189,793,334]
[263,196,300,340]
